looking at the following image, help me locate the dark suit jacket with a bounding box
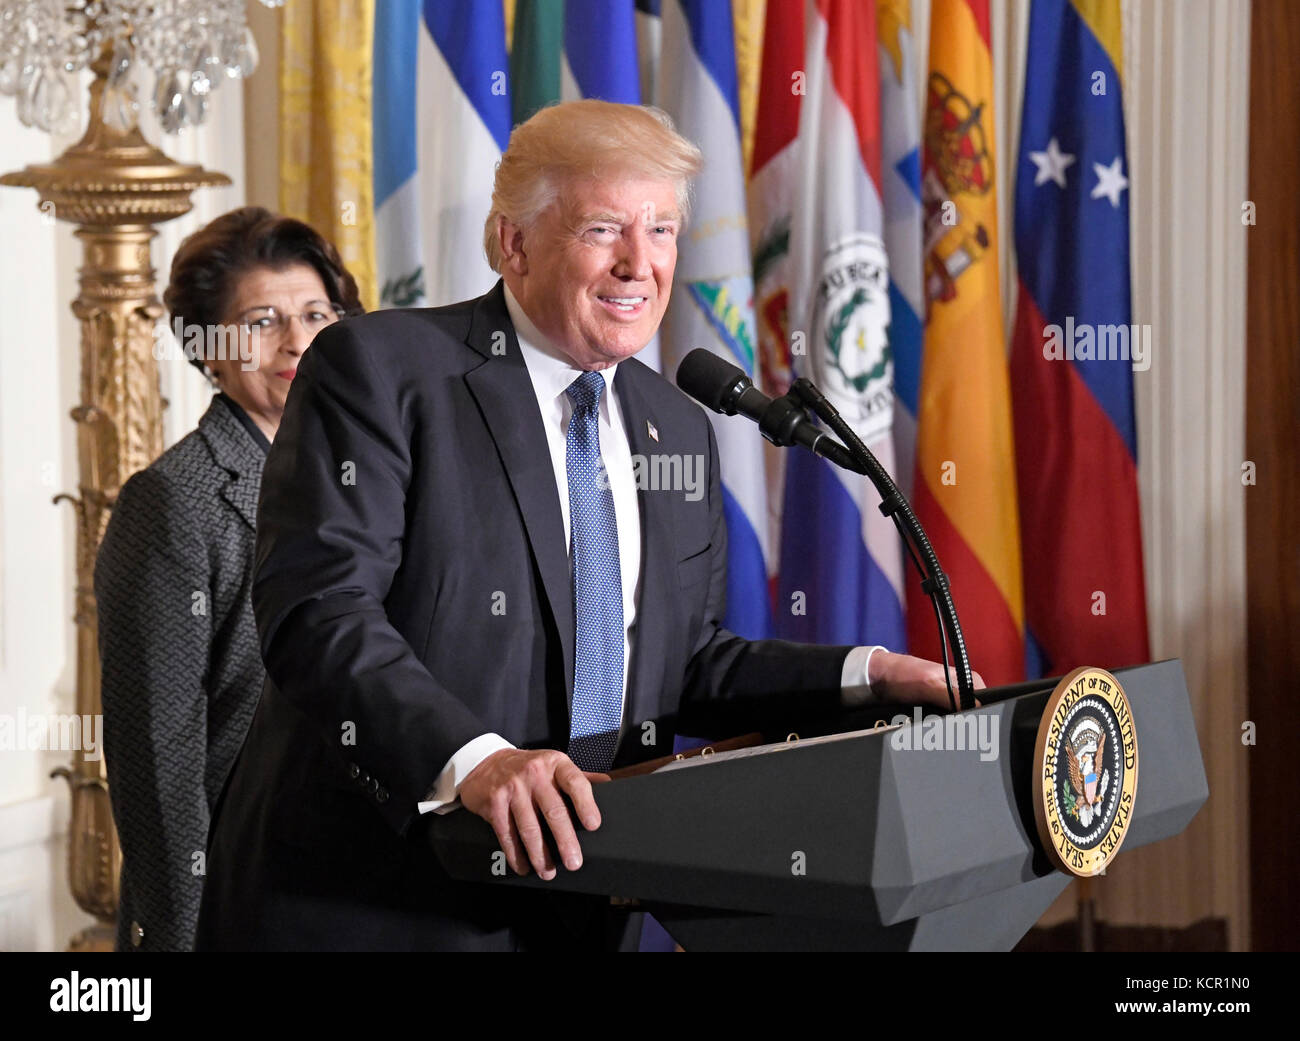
[96,395,268,951]
[196,282,852,951]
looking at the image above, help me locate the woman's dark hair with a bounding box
[164,206,364,375]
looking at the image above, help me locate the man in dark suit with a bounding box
[196,100,979,952]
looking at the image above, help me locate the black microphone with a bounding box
[675,349,865,474]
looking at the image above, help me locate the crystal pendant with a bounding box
[154,68,187,133]
[61,32,89,73]
[190,64,211,99]
[225,26,258,79]
[0,55,23,96]
[15,65,37,126]
[102,79,138,133]
[184,81,208,127]
[100,36,137,132]
[106,38,130,89]
[198,36,222,89]
[29,66,71,133]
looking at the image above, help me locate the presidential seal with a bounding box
[1033,666,1138,876]
[809,233,893,445]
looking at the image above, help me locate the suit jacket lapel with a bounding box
[462,283,576,704]
[198,399,263,531]
[614,363,671,735]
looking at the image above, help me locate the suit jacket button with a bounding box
[349,763,360,779]
[367,777,379,794]
[376,787,389,803]
[130,921,144,948]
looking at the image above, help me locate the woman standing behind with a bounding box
[94,207,361,951]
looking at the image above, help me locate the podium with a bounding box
[430,660,1207,951]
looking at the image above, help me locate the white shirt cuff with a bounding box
[417,733,515,815]
[841,645,885,708]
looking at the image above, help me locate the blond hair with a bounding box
[483,99,704,272]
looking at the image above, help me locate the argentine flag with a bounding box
[656,0,772,640]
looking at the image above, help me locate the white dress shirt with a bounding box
[418,287,882,813]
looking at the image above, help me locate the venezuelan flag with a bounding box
[1010,0,1150,675]
[910,0,1025,684]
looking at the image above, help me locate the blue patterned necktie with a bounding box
[565,371,625,772]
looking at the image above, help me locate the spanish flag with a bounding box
[908,0,1025,683]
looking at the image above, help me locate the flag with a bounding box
[416,0,512,306]
[910,0,1024,684]
[512,0,643,114]
[748,0,803,570]
[657,0,772,639]
[1010,0,1149,674]
[511,1,658,368]
[563,0,642,103]
[510,0,564,126]
[776,0,908,651]
[877,0,924,503]
[634,0,664,105]
[373,0,425,307]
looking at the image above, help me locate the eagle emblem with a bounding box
[1065,719,1110,828]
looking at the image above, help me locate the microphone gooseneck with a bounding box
[674,348,976,712]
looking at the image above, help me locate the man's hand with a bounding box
[869,650,986,710]
[459,748,609,881]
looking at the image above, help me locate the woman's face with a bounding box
[209,262,339,438]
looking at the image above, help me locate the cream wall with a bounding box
[0,0,1252,949]
[0,102,87,951]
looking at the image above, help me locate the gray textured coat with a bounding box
[95,396,266,952]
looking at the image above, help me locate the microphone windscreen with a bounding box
[675,348,747,413]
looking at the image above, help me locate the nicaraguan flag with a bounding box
[657,0,772,639]
[777,0,907,651]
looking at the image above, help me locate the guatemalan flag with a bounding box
[657,0,772,639]
[373,1,512,310]
[776,0,908,651]
[1010,0,1150,675]
[373,0,425,308]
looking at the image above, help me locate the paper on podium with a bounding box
[656,722,901,772]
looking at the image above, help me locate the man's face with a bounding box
[501,174,680,370]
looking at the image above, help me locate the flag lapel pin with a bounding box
[647,419,659,442]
